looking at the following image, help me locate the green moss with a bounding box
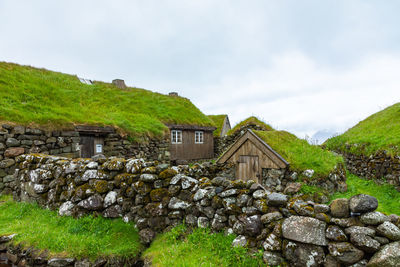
[254,130,343,178]
[159,168,178,179]
[94,180,109,194]
[228,116,273,135]
[150,188,169,202]
[114,173,135,187]
[0,62,214,138]
[324,102,400,156]
[75,183,91,198]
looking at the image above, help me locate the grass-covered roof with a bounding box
[227,116,273,135]
[324,102,400,156]
[207,115,227,137]
[254,130,343,178]
[0,62,214,139]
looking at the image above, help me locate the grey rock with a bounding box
[193,189,207,201]
[283,241,325,267]
[237,194,250,207]
[350,233,380,253]
[374,236,390,245]
[328,242,364,265]
[326,225,348,241]
[330,198,350,218]
[140,173,158,182]
[220,189,238,197]
[181,175,198,189]
[303,169,315,178]
[168,197,191,210]
[263,251,284,266]
[185,214,197,226]
[0,234,16,243]
[377,221,400,241]
[349,194,378,213]
[232,235,247,247]
[360,211,390,225]
[78,194,103,210]
[0,159,15,168]
[48,258,75,266]
[314,204,330,214]
[139,228,156,245]
[104,191,117,208]
[239,215,262,237]
[282,216,327,246]
[261,211,283,224]
[103,205,122,218]
[345,226,375,236]
[197,217,209,228]
[3,175,14,183]
[6,137,20,147]
[367,241,400,267]
[263,233,281,251]
[253,189,267,199]
[267,192,288,207]
[59,201,75,216]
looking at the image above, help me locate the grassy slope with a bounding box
[0,62,214,139]
[227,116,273,135]
[0,195,142,259]
[331,174,400,215]
[255,130,343,178]
[325,102,400,155]
[207,114,227,137]
[143,224,264,267]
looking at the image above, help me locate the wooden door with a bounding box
[237,155,260,182]
[80,135,94,158]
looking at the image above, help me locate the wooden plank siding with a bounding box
[170,130,214,161]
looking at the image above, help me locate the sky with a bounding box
[1,0,400,138]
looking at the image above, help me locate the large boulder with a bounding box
[367,241,400,267]
[282,216,327,246]
[267,192,288,207]
[349,194,378,213]
[283,240,325,267]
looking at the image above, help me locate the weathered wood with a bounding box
[170,129,214,161]
[80,135,94,158]
[237,155,259,182]
[75,125,115,134]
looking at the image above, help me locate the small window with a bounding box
[171,130,182,144]
[195,131,204,144]
[96,144,103,153]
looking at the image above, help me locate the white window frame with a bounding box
[171,130,182,144]
[195,131,204,144]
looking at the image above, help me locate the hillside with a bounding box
[255,130,343,178]
[325,102,400,155]
[0,62,214,139]
[227,116,273,135]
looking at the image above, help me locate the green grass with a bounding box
[0,195,142,260]
[331,174,400,215]
[255,130,343,179]
[0,62,214,139]
[324,102,400,156]
[227,116,273,135]
[208,114,227,137]
[143,224,264,267]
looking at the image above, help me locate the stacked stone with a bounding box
[0,125,80,194]
[342,149,400,190]
[10,154,400,266]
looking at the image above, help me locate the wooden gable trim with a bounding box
[217,129,289,168]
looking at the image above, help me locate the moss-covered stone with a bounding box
[133,181,151,195]
[150,188,169,202]
[159,168,178,179]
[76,183,91,199]
[114,173,135,187]
[94,180,109,194]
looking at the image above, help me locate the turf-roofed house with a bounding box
[207,114,231,137]
[0,62,216,165]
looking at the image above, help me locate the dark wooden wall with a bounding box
[170,130,214,161]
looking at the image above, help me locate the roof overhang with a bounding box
[75,125,115,135]
[166,124,216,131]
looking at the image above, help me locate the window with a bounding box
[171,130,182,144]
[195,131,204,144]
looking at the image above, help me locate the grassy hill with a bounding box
[0,62,214,139]
[324,102,400,155]
[227,116,273,135]
[255,130,343,178]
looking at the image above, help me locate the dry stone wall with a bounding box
[8,154,400,266]
[0,124,169,194]
[340,149,400,190]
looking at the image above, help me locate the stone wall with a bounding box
[0,124,169,194]
[9,154,400,266]
[340,149,400,190]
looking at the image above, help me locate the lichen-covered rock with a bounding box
[149,188,169,202]
[77,194,103,210]
[282,216,327,246]
[193,189,207,201]
[232,235,247,247]
[377,221,400,241]
[263,251,284,266]
[267,192,288,207]
[139,228,156,245]
[261,211,283,224]
[367,241,400,267]
[283,182,302,194]
[168,197,191,210]
[326,225,347,241]
[345,226,375,237]
[350,233,380,253]
[349,194,378,213]
[330,198,349,218]
[328,242,364,265]
[139,174,158,182]
[360,211,390,225]
[4,147,25,157]
[103,205,122,218]
[238,215,262,237]
[283,240,325,267]
[104,191,117,208]
[48,258,75,266]
[263,233,281,251]
[198,217,209,228]
[103,158,125,171]
[253,189,267,199]
[59,201,75,216]
[219,189,238,198]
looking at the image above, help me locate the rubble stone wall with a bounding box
[8,154,400,266]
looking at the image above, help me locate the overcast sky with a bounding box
[1,1,400,138]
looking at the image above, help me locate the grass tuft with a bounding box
[0,195,142,260]
[143,224,264,267]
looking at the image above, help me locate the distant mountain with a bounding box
[310,130,338,145]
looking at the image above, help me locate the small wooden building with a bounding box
[167,124,216,163]
[217,129,289,183]
[76,126,115,158]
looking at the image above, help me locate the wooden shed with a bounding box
[75,126,115,158]
[167,124,216,163]
[217,129,289,183]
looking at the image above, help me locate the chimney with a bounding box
[169,92,179,97]
[112,79,127,89]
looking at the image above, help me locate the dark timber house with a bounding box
[217,129,288,183]
[167,124,216,164]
